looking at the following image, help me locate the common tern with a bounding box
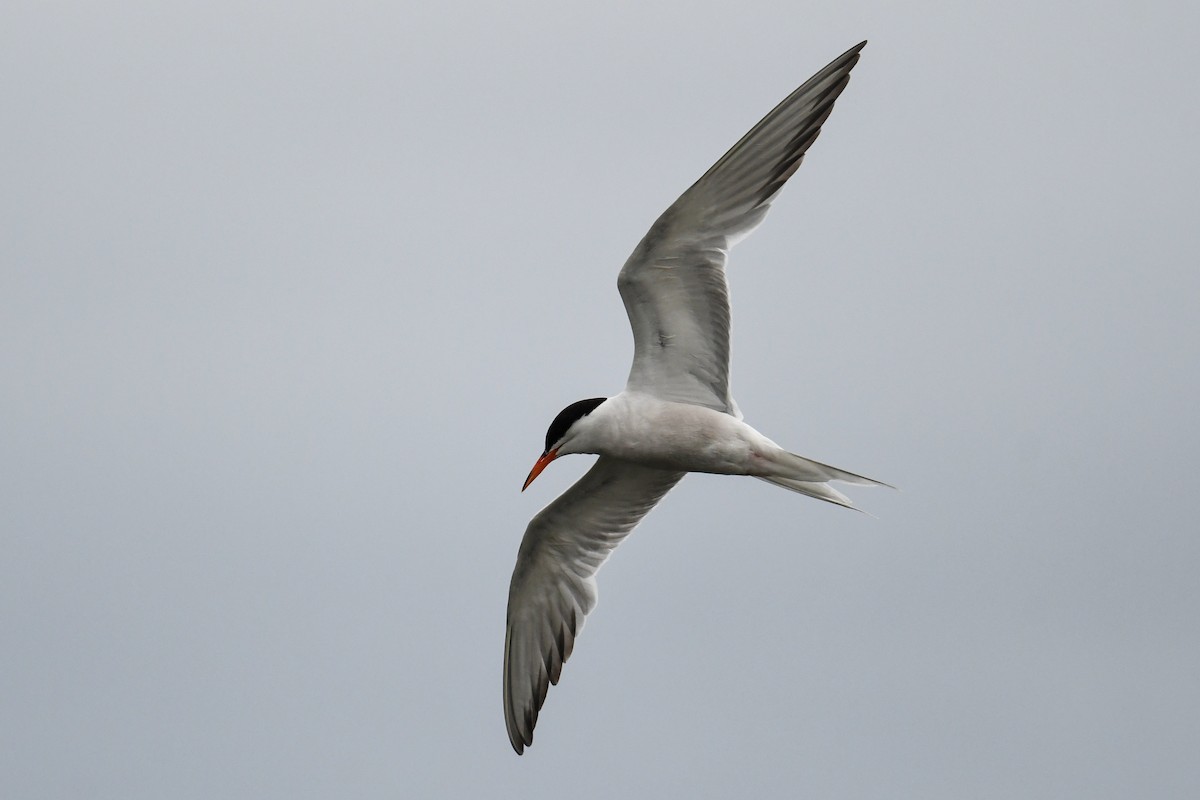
[505,40,885,754]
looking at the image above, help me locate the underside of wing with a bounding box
[504,457,684,754]
[619,41,866,413]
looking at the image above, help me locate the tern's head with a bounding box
[522,397,607,491]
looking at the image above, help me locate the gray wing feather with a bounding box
[619,41,866,414]
[503,457,684,753]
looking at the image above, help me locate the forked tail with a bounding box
[755,451,892,511]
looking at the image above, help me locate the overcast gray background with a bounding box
[3,1,1198,798]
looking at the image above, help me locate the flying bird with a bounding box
[505,41,885,754]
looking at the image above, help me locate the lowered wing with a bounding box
[504,457,684,753]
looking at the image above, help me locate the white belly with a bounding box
[588,393,769,474]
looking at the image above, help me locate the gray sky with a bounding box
[3,1,1198,797]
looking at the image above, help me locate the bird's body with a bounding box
[551,392,878,492]
[558,392,758,473]
[504,40,886,754]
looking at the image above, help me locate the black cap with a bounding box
[544,398,606,453]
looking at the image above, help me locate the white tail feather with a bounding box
[755,450,893,511]
[755,475,858,509]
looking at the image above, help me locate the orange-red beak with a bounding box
[522,448,559,491]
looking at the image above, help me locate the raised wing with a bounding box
[504,457,684,754]
[619,41,866,414]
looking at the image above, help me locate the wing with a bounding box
[504,457,684,754]
[618,41,866,414]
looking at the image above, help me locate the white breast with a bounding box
[580,392,771,474]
